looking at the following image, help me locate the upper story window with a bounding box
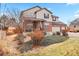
[44,13,49,19]
[53,17,56,21]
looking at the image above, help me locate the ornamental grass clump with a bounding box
[31,28,45,48]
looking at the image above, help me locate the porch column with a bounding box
[39,22,43,29]
[41,21,45,30]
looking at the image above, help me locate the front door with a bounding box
[33,21,44,30]
[33,21,38,30]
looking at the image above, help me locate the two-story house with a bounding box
[69,18,79,32]
[20,6,67,35]
[20,6,53,35]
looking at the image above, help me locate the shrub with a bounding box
[0,39,20,56]
[62,30,68,36]
[56,32,60,35]
[31,29,45,48]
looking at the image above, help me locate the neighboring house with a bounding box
[69,18,79,32]
[52,15,67,34]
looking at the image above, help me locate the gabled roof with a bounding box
[23,6,42,12]
[52,22,67,26]
[35,8,52,14]
[20,6,53,18]
[70,18,79,26]
[20,6,42,18]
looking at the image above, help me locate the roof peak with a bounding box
[26,6,42,10]
[32,6,42,9]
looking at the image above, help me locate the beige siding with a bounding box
[23,7,40,17]
[69,25,79,31]
[75,25,79,31]
[36,9,52,22]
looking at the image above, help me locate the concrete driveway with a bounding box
[68,32,79,37]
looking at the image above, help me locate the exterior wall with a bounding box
[75,25,79,31]
[44,22,52,35]
[36,9,52,22]
[35,9,53,35]
[52,26,60,33]
[46,23,52,32]
[22,7,41,17]
[47,23,53,35]
[69,25,74,32]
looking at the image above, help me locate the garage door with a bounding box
[52,27,60,33]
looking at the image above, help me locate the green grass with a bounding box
[21,36,79,56]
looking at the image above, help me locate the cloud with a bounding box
[66,0,79,3]
[74,10,79,18]
[66,3,77,5]
[74,14,79,18]
[75,10,79,14]
[66,0,79,5]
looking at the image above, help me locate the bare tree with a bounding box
[0,3,1,16]
[0,4,20,23]
[6,8,21,23]
[0,4,21,29]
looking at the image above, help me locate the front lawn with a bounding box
[1,35,79,56]
[22,36,79,56]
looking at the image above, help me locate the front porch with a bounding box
[21,17,45,32]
